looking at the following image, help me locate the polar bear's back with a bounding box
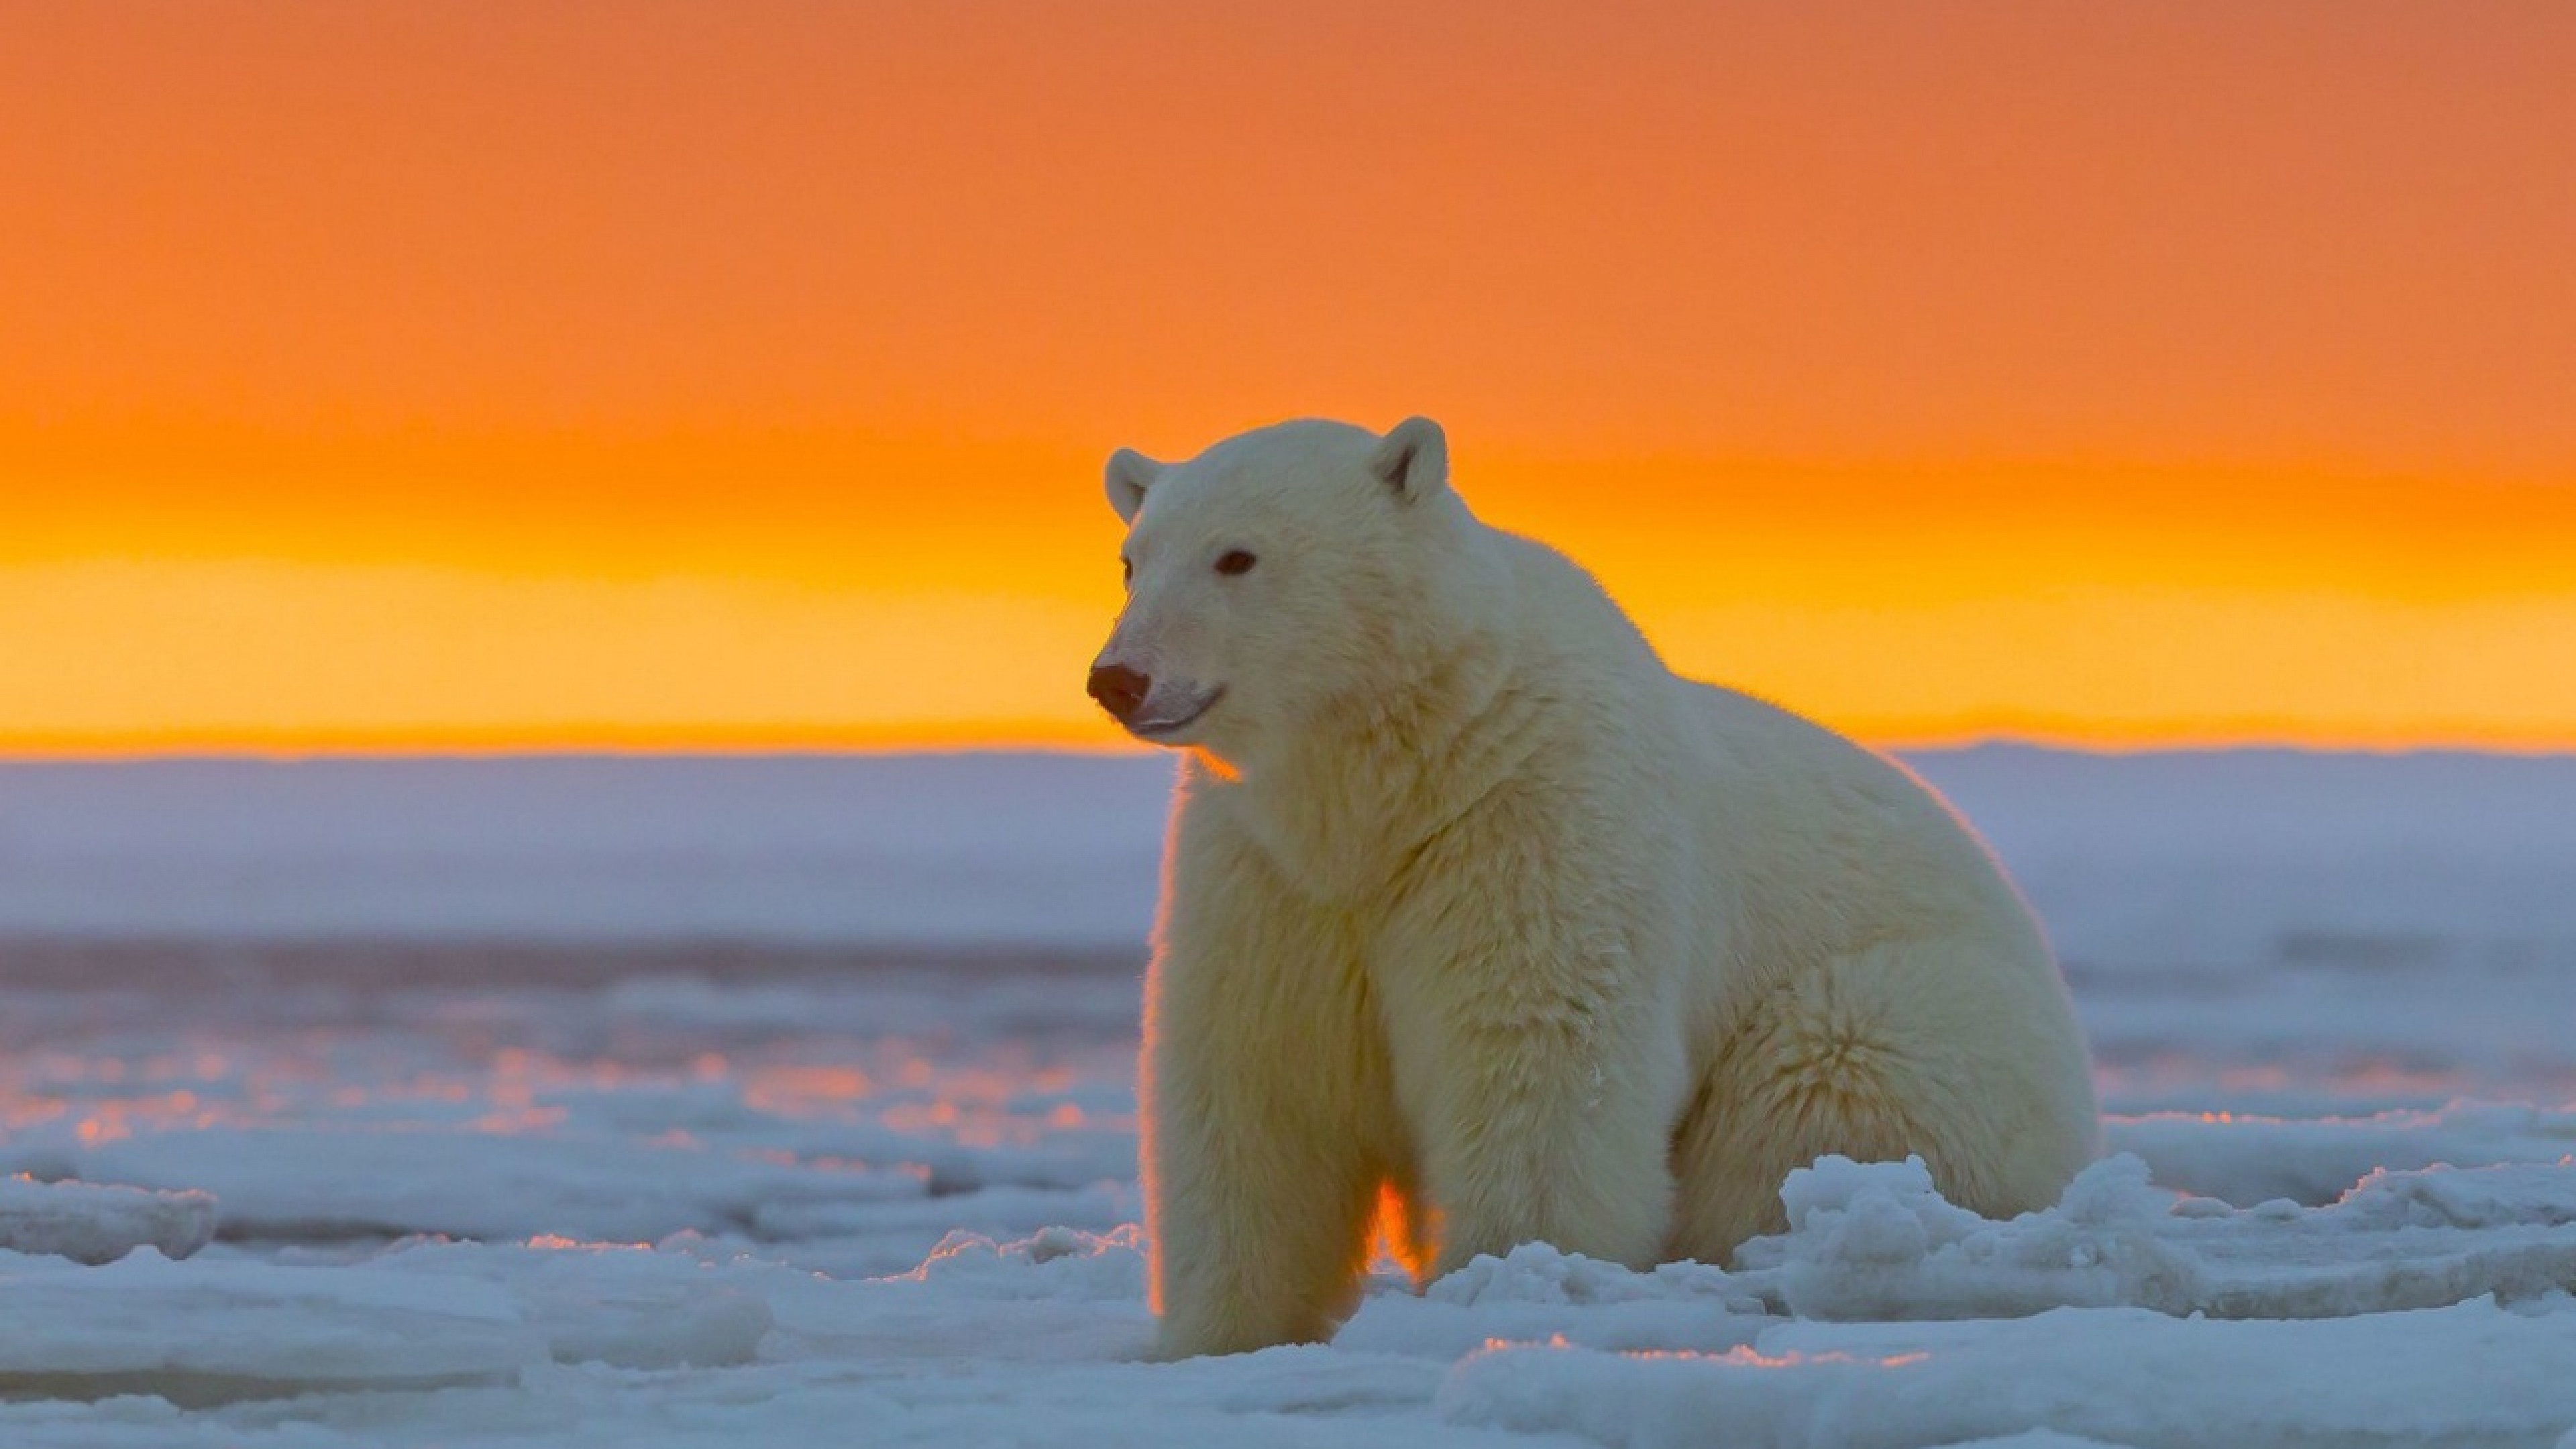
[1491,526,2065,978]
[1488,527,2064,994]
[1676,679,2053,969]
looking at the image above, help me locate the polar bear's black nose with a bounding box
[1087,663,1152,723]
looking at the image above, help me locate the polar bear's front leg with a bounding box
[1142,838,1386,1357]
[1375,847,1683,1279]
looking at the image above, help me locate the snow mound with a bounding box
[1731,1152,2576,1322]
[1439,1297,2576,1449]
[1348,1150,2576,1345]
[0,1176,217,1265]
[1733,1155,2196,1320]
[2340,1161,2576,1229]
[1343,1152,2576,1364]
[1339,1243,1770,1361]
[891,1224,1148,1301]
[1427,1242,1746,1309]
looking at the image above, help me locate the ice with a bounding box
[0,1249,540,1405]
[366,1238,781,1370]
[0,1175,217,1264]
[0,747,2572,1445]
[3,1122,938,1244]
[0,753,1172,947]
[1438,1299,2576,1449]
[1907,747,2576,979]
[7,747,2575,975]
[2108,1102,2576,1205]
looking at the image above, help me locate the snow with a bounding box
[0,747,2572,1446]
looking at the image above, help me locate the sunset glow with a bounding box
[6,3,2569,753]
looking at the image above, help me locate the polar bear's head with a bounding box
[1087,417,1467,760]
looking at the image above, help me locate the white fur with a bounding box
[1094,419,2100,1358]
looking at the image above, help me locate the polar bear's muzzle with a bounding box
[1087,661,1224,741]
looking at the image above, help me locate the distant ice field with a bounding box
[7,746,2574,1109]
[2,747,2573,1446]
[6,746,2575,970]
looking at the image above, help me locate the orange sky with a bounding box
[3,2,2571,753]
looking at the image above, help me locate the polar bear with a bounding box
[1088,417,2099,1358]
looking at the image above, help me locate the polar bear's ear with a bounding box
[1370,417,1448,504]
[1105,447,1164,524]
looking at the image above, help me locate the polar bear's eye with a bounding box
[1214,550,1257,577]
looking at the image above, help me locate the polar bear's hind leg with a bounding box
[1664,938,2094,1264]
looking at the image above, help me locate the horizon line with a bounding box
[5,720,2573,764]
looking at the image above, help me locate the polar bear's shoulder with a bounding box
[1479,525,1665,672]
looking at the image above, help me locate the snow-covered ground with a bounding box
[2,747,2573,1446]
